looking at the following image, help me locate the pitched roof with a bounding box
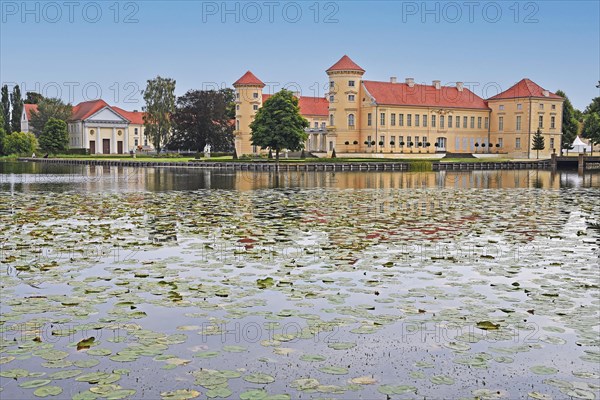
[233,71,265,87]
[70,99,110,121]
[113,106,145,125]
[326,55,365,73]
[363,81,489,109]
[261,94,328,117]
[488,78,562,100]
[24,104,38,120]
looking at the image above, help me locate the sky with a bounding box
[1,0,599,111]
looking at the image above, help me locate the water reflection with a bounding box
[1,161,599,192]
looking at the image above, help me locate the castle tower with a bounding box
[233,71,265,156]
[326,55,365,152]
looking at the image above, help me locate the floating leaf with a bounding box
[33,386,63,397]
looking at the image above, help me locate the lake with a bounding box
[1,162,599,400]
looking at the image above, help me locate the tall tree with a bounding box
[10,85,23,134]
[1,85,11,133]
[532,128,545,159]
[584,97,600,115]
[29,98,72,137]
[143,76,176,154]
[24,92,45,104]
[170,90,234,152]
[0,112,6,155]
[250,89,309,161]
[219,88,236,120]
[582,113,600,156]
[555,90,579,153]
[39,118,69,154]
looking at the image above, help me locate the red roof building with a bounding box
[488,78,562,100]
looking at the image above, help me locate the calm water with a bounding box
[0,161,599,400]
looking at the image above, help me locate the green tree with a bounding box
[39,118,69,154]
[219,88,236,120]
[10,85,24,134]
[582,113,600,156]
[555,90,579,153]
[3,131,38,155]
[143,76,176,154]
[532,128,545,159]
[250,89,309,161]
[584,97,600,115]
[0,112,6,155]
[24,92,44,104]
[1,85,10,133]
[30,98,72,137]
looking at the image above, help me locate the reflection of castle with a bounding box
[234,55,564,159]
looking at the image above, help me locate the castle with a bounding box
[234,55,564,158]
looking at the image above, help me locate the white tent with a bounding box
[569,136,592,154]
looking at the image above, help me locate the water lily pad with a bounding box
[327,342,356,350]
[160,389,201,400]
[319,366,349,375]
[530,366,558,375]
[33,386,63,397]
[350,376,377,385]
[299,354,327,362]
[430,375,455,385]
[476,321,500,331]
[239,389,268,400]
[243,373,275,384]
[19,379,52,388]
[206,387,232,398]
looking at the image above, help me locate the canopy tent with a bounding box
[569,136,592,154]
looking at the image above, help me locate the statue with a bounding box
[203,144,211,158]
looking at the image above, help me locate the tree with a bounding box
[556,90,579,153]
[1,85,10,133]
[24,92,44,104]
[532,128,545,159]
[220,88,236,120]
[30,98,72,137]
[584,97,600,115]
[3,131,37,155]
[250,90,309,161]
[39,118,69,154]
[170,89,234,152]
[143,76,176,153]
[582,113,600,156]
[10,85,23,134]
[0,113,6,155]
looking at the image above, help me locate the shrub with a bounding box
[3,131,38,155]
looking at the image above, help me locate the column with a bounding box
[124,128,129,153]
[111,128,116,154]
[97,126,102,154]
[83,123,88,151]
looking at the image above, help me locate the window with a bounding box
[134,128,138,135]
[550,137,555,149]
[399,114,404,126]
[470,117,475,129]
[517,103,522,110]
[515,138,521,149]
[236,93,240,99]
[499,116,504,131]
[407,114,412,127]
[314,122,319,128]
[498,138,503,148]
[348,114,355,127]
[422,114,427,127]
[330,81,334,88]
[539,115,543,128]
[236,105,240,110]
[253,104,258,111]
[407,136,412,146]
[329,95,334,102]
[422,136,428,146]
[380,113,385,126]
[485,117,489,129]
[516,116,522,131]
[380,135,385,147]
[499,105,505,111]
[391,136,396,147]
[236,120,240,130]
[440,115,445,129]
[431,115,436,128]
[391,114,396,126]
[348,94,355,101]
[367,113,372,126]
[415,114,420,127]
[321,122,326,129]
[477,117,482,129]
[329,141,334,151]
[253,145,257,153]
[455,115,460,128]
[399,136,404,145]
[349,80,355,87]
[253,92,258,99]
[539,104,544,110]
[463,116,467,128]
[551,116,555,129]
[134,138,139,146]
[367,135,372,147]
[330,114,334,126]
[144,137,148,146]
[448,115,453,128]
[551,104,556,110]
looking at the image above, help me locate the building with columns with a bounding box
[234,55,564,158]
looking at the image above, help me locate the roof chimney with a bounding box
[133,109,138,113]
[456,82,464,92]
[390,77,397,84]
[542,90,549,97]
[433,80,441,90]
[405,78,415,88]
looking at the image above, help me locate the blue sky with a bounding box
[1,1,598,110]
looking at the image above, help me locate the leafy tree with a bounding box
[24,92,44,104]
[250,89,309,161]
[39,118,69,154]
[0,113,6,155]
[30,98,72,137]
[143,76,176,153]
[219,88,236,120]
[3,131,37,155]
[582,113,600,156]
[1,85,10,133]
[584,97,600,115]
[532,128,545,159]
[10,85,23,134]
[170,89,234,152]
[555,90,579,153]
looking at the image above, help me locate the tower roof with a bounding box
[326,55,365,73]
[488,78,562,100]
[233,71,265,87]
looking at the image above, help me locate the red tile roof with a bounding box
[326,55,365,73]
[488,78,562,100]
[233,71,265,87]
[363,80,489,110]
[70,99,110,121]
[113,106,145,125]
[261,94,328,117]
[24,104,38,120]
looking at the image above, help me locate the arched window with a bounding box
[329,114,334,126]
[348,114,355,127]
